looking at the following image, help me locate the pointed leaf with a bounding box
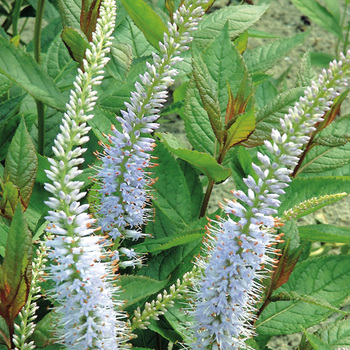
[222,109,255,153]
[0,181,21,220]
[290,0,342,39]
[81,0,102,41]
[159,133,231,182]
[0,38,66,110]
[106,42,133,82]
[61,27,90,65]
[192,56,223,144]
[303,330,333,350]
[315,319,350,349]
[257,255,350,335]
[4,118,37,207]
[117,275,168,308]
[299,224,350,244]
[194,4,268,50]
[120,0,167,50]
[0,204,32,325]
[243,32,308,74]
[58,0,81,29]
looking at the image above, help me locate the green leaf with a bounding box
[151,142,193,228]
[113,17,154,58]
[43,35,77,89]
[290,0,342,39]
[80,0,102,41]
[271,291,346,315]
[184,24,251,155]
[0,38,66,110]
[278,177,350,214]
[315,319,350,349]
[0,204,32,326]
[0,316,10,348]
[298,116,350,174]
[0,224,9,257]
[0,94,24,161]
[192,55,223,144]
[310,51,334,67]
[0,181,21,220]
[256,255,350,335]
[120,0,167,50]
[106,42,133,82]
[299,224,350,244]
[32,312,57,347]
[57,0,81,29]
[134,232,204,254]
[222,109,255,153]
[61,27,90,65]
[159,133,231,183]
[4,118,37,207]
[243,32,308,74]
[296,51,315,88]
[117,275,168,308]
[194,4,268,50]
[303,330,332,350]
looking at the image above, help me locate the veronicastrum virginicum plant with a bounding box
[1,0,350,349]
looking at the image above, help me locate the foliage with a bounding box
[0,0,350,349]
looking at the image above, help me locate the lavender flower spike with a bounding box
[192,53,350,350]
[43,1,128,348]
[96,0,208,250]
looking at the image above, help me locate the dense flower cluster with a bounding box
[192,53,350,349]
[96,0,209,254]
[43,1,128,348]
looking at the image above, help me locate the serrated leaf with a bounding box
[61,27,90,65]
[135,232,203,254]
[32,312,57,347]
[299,115,350,174]
[272,291,345,315]
[151,142,193,228]
[0,316,10,348]
[121,0,167,50]
[44,35,77,88]
[194,4,268,50]
[106,42,133,82]
[0,224,8,257]
[278,176,350,214]
[243,32,308,74]
[0,94,24,161]
[256,255,350,335]
[0,204,32,326]
[184,25,251,155]
[290,0,342,39]
[113,17,154,58]
[117,275,168,308]
[4,118,37,207]
[296,51,315,88]
[0,38,66,110]
[303,330,332,350]
[192,55,223,144]
[315,319,350,349]
[159,133,231,183]
[299,224,350,244]
[58,0,81,29]
[0,181,21,220]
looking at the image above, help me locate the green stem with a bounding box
[34,0,46,155]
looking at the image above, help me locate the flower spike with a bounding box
[191,52,350,349]
[96,0,209,254]
[43,1,129,348]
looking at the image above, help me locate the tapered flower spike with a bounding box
[96,0,209,260]
[191,52,350,350]
[43,1,130,349]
